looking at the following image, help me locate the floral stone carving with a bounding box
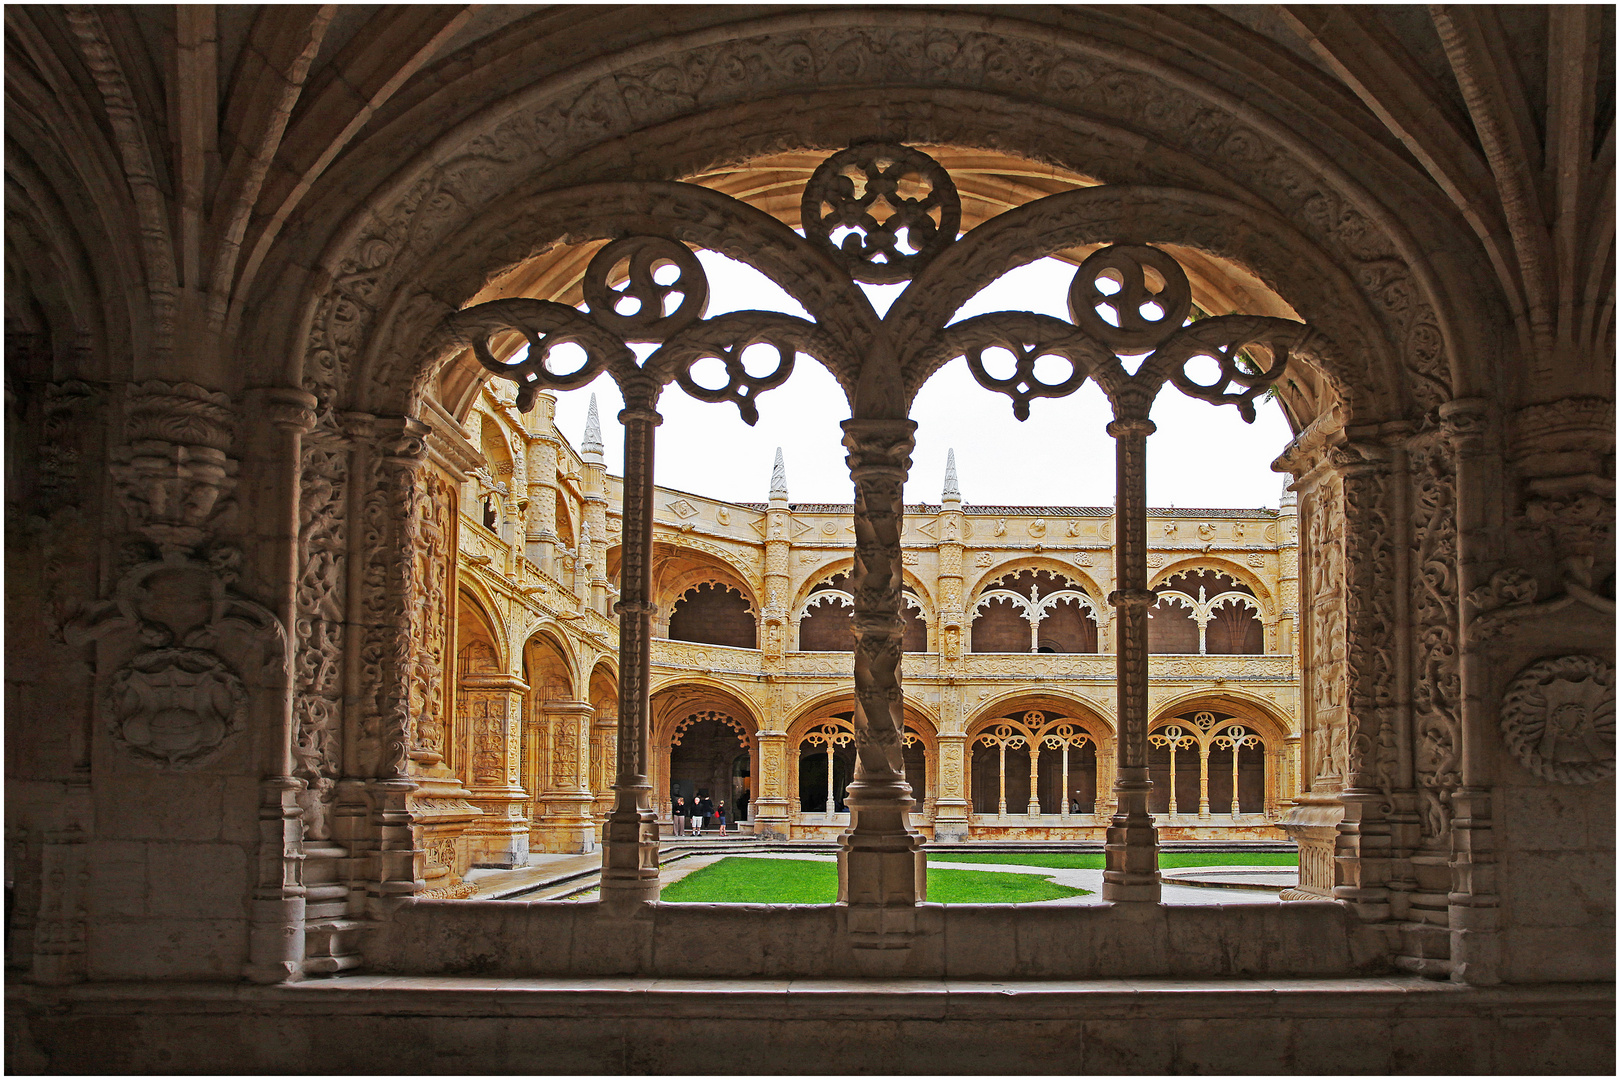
[1500,655,1615,785]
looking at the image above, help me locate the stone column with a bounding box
[753,729,792,839]
[931,730,970,842]
[1026,746,1042,815]
[523,392,561,575]
[532,701,596,852]
[600,382,662,913]
[461,673,532,867]
[1103,416,1161,902]
[243,386,318,983]
[1199,744,1212,818]
[837,419,927,948]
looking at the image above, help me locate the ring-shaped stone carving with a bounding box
[448,298,628,412]
[1500,654,1615,785]
[583,236,709,341]
[1148,315,1301,423]
[802,143,961,284]
[655,312,800,425]
[942,313,1108,421]
[1068,244,1193,353]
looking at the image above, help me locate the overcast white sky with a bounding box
[550,250,1296,509]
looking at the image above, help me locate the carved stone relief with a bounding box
[1409,429,1461,837]
[1500,655,1615,785]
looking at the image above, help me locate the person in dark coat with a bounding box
[672,796,687,836]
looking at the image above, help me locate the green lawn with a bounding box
[660,856,1089,904]
[927,850,1299,870]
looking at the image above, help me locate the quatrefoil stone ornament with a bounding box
[801,143,961,283]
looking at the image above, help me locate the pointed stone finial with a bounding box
[769,447,789,504]
[581,394,604,461]
[943,448,961,502]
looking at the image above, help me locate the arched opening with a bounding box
[968,706,1101,818]
[796,570,927,652]
[971,568,1098,653]
[1152,567,1265,655]
[667,581,756,649]
[667,710,754,826]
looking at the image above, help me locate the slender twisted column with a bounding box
[837,419,926,941]
[1104,416,1161,902]
[599,383,662,913]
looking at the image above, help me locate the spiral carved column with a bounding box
[837,419,927,949]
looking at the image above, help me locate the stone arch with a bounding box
[274,17,1502,812]
[521,629,579,704]
[1150,690,1294,748]
[967,555,1105,606]
[275,14,1503,422]
[967,561,1102,655]
[651,680,764,821]
[966,693,1114,817]
[455,587,509,674]
[966,692,1115,744]
[1151,556,1276,611]
[784,692,940,755]
[791,557,936,617]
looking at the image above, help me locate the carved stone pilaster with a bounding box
[1103,415,1160,903]
[535,700,598,854]
[522,392,561,572]
[837,418,926,953]
[1325,441,1403,922]
[459,672,531,868]
[752,729,792,840]
[931,732,970,843]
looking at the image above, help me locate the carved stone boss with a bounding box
[446,144,1310,913]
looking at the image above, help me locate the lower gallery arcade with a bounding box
[6,5,1613,1073]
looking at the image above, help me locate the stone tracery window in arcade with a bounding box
[797,713,927,814]
[667,581,756,649]
[971,568,1098,653]
[797,571,927,652]
[969,711,1097,816]
[1147,710,1268,817]
[1148,567,1263,655]
[447,140,1309,908]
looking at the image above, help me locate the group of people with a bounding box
[670,795,728,836]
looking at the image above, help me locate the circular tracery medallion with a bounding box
[801,143,960,283]
[1500,654,1615,785]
